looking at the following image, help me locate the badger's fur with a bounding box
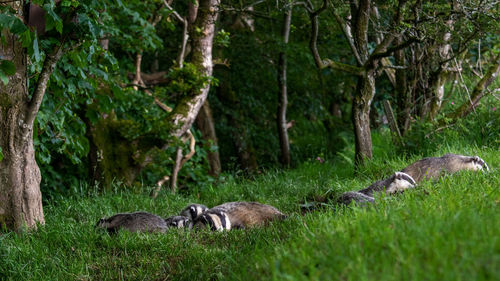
[95,211,167,234]
[336,191,375,206]
[193,210,231,231]
[359,172,417,196]
[179,204,209,221]
[208,201,287,229]
[401,154,489,183]
[165,215,192,229]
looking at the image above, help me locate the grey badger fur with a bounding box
[336,191,375,206]
[193,210,232,231]
[208,201,287,229]
[401,154,489,183]
[95,211,167,234]
[358,172,417,196]
[180,204,209,221]
[303,172,416,210]
[165,215,192,229]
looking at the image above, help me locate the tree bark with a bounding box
[0,2,62,231]
[167,0,220,141]
[195,100,221,176]
[352,73,376,166]
[394,36,411,134]
[277,9,292,168]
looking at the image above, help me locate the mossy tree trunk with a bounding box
[352,72,376,166]
[167,0,219,140]
[0,2,63,231]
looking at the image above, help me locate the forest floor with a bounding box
[1,134,499,280]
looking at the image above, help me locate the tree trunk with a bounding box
[277,9,292,167]
[352,72,376,167]
[394,37,410,134]
[167,0,219,141]
[0,2,62,230]
[195,100,221,177]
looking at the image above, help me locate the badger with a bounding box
[358,172,417,196]
[193,210,232,231]
[336,191,375,206]
[208,201,287,229]
[302,172,416,211]
[401,154,489,183]
[165,215,192,229]
[95,211,168,234]
[179,204,209,221]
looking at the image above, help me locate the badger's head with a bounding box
[95,217,109,228]
[471,156,490,172]
[386,172,417,194]
[180,204,209,220]
[193,210,231,232]
[165,215,192,229]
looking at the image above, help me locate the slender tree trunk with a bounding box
[170,147,183,193]
[0,2,63,230]
[168,0,219,140]
[394,37,410,134]
[195,100,221,177]
[428,69,450,120]
[277,9,292,167]
[352,72,376,166]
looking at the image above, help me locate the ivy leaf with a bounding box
[0,60,16,75]
[0,14,13,28]
[10,17,27,34]
[0,69,8,85]
[33,36,41,63]
[0,146,3,161]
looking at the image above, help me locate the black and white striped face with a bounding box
[193,211,231,232]
[165,216,192,229]
[386,172,417,194]
[471,156,489,172]
[95,217,110,229]
[180,204,209,221]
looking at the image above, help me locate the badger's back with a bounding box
[210,202,286,228]
[337,191,375,206]
[401,154,488,183]
[96,211,167,234]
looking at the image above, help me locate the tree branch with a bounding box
[24,40,65,138]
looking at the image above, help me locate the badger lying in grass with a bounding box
[401,154,489,183]
[179,201,287,231]
[302,172,417,210]
[207,201,287,229]
[358,172,417,196]
[95,211,168,234]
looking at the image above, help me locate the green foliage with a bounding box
[403,96,500,155]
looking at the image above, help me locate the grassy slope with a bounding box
[0,135,498,281]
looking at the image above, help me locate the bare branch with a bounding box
[330,10,363,65]
[163,0,186,24]
[180,130,196,167]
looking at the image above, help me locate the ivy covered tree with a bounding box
[0,0,111,230]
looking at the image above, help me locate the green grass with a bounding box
[0,135,499,280]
